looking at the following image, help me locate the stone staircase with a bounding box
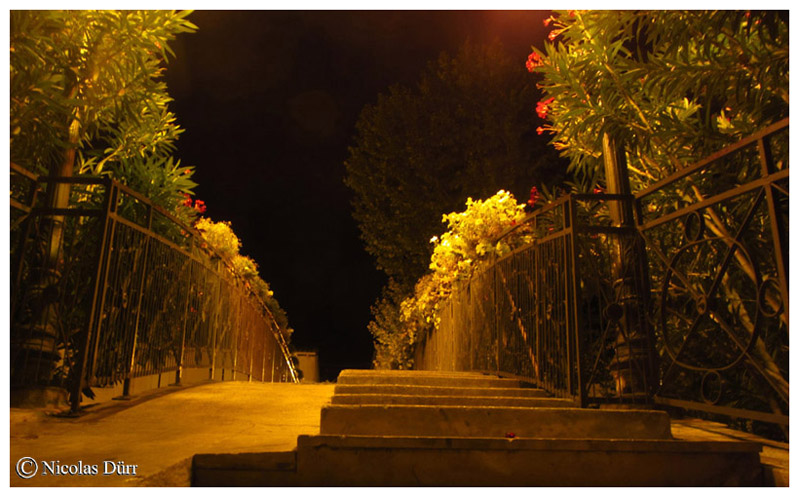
[192,369,764,486]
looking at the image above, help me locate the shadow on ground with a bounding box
[10,381,334,487]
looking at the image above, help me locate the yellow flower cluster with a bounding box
[194,218,241,260]
[195,217,284,329]
[400,190,526,340]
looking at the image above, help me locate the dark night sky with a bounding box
[164,11,551,381]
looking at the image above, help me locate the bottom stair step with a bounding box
[191,451,296,486]
[192,435,764,486]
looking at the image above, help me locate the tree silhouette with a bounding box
[345,41,567,291]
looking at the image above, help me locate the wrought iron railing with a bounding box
[636,118,789,432]
[10,164,298,412]
[414,193,650,406]
[415,119,788,435]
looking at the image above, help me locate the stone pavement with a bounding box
[8,376,788,486]
[9,381,335,486]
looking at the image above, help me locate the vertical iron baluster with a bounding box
[71,180,114,413]
[758,136,789,328]
[175,256,193,386]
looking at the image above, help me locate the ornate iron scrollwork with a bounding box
[660,229,761,373]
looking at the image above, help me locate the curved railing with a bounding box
[416,119,788,436]
[10,165,298,411]
[414,193,635,403]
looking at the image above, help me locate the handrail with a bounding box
[10,167,300,406]
[21,170,295,356]
[416,119,789,436]
[635,117,789,199]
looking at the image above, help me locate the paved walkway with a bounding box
[9,381,335,486]
[9,379,788,486]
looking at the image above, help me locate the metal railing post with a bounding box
[566,197,584,405]
[10,166,39,319]
[209,276,221,381]
[247,307,254,382]
[231,294,241,381]
[261,330,268,382]
[174,260,192,387]
[602,133,654,405]
[757,136,789,327]
[70,180,115,413]
[119,204,152,399]
[270,347,276,382]
[493,264,500,376]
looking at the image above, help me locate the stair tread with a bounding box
[320,404,674,439]
[334,384,547,396]
[331,393,575,407]
[299,434,763,452]
[339,369,493,377]
[331,393,567,401]
[337,370,528,388]
[324,404,660,413]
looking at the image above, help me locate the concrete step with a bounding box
[340,369,489,377]
[192,435,764,486]
[190,370,767,486]
[192,451,296,486]
[334,383,550,398]
[320,404,673,439]
[337,369,525,388]
[330,393,576,408]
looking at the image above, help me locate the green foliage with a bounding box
[370,279,415,370]
[122,157,199,220]
[530,10,788,191]
[371,191,529,368]
[346,41,566,291]
[10,10,198,212]
[232,254,259,281]
[11,11,296,384]
[530,11,789,437]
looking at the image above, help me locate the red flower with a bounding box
[593,187,604,194]
[536,126,545,135]
[194,199,207,214]
[568,10,576,17]
[548,30,559,41]
[184,169,191,175]
[543,16,554,27]
[525,51,543,72]
[528,186,540,206]
[536,97,555,119]
[181,193,192,207]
